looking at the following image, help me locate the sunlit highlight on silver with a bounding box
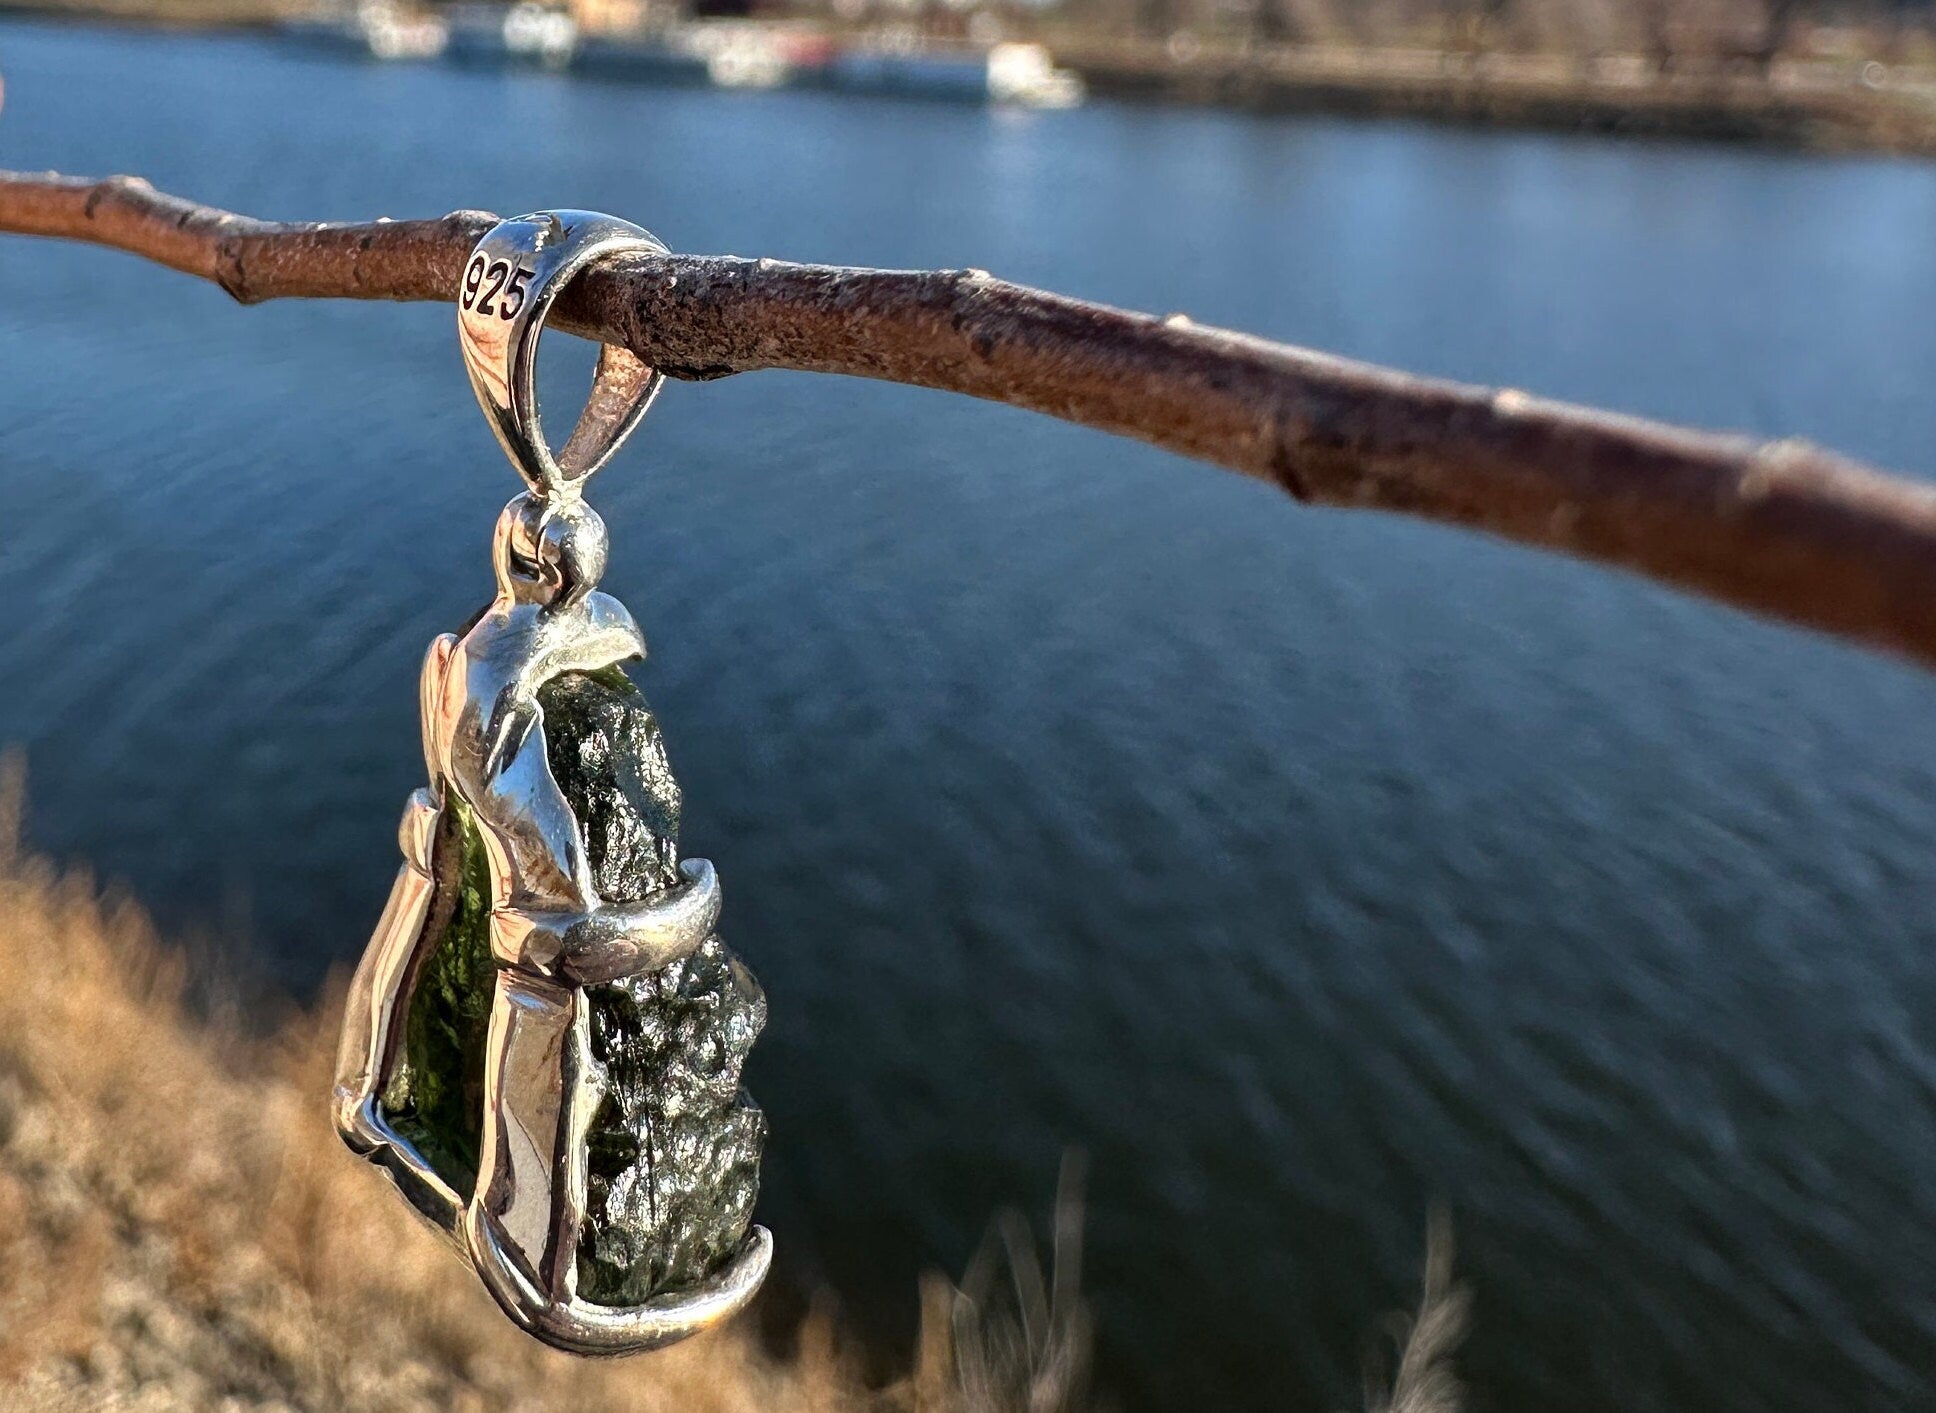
[334,210,770,1355]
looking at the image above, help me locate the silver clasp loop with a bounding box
[458,210,667,497]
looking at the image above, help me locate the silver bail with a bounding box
[457,210,667,497]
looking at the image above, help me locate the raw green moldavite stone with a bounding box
[385,665,766,1305]
[550,667,767,1304]
[385,792,494,1189]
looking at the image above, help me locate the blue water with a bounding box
[4,19,1936,1410]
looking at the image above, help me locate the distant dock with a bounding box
[281,4,1087,108]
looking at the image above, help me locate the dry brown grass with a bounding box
[1359,1208,1467,1413]
[0,753,946,1412]
[0,754,1462,1411]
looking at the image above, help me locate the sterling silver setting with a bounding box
[334,211,770,1354]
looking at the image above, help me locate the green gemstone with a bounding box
[383,665,765,1306]
[386,792,493,1192]
[545,667,767,1305]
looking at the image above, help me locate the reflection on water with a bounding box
[4,19,1936,1410]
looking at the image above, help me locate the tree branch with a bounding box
[7,168,1936,670]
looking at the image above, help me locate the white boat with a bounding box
[686,24,797,90]
[444,3,577,70]
[283,1,447,62]
[987,42,1085,108]
[825,40,1084,108]
[577,22,831,92]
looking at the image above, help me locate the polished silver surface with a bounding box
[335,211,769,1354]
[457,210,668,497]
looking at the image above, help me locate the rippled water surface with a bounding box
[5,20,1936,1410]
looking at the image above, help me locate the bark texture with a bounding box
[5,169,1936,670]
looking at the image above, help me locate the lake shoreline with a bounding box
[1052,38,1936,156]
[4,5,1934,157]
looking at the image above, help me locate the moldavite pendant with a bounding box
[333,211,770,1353]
